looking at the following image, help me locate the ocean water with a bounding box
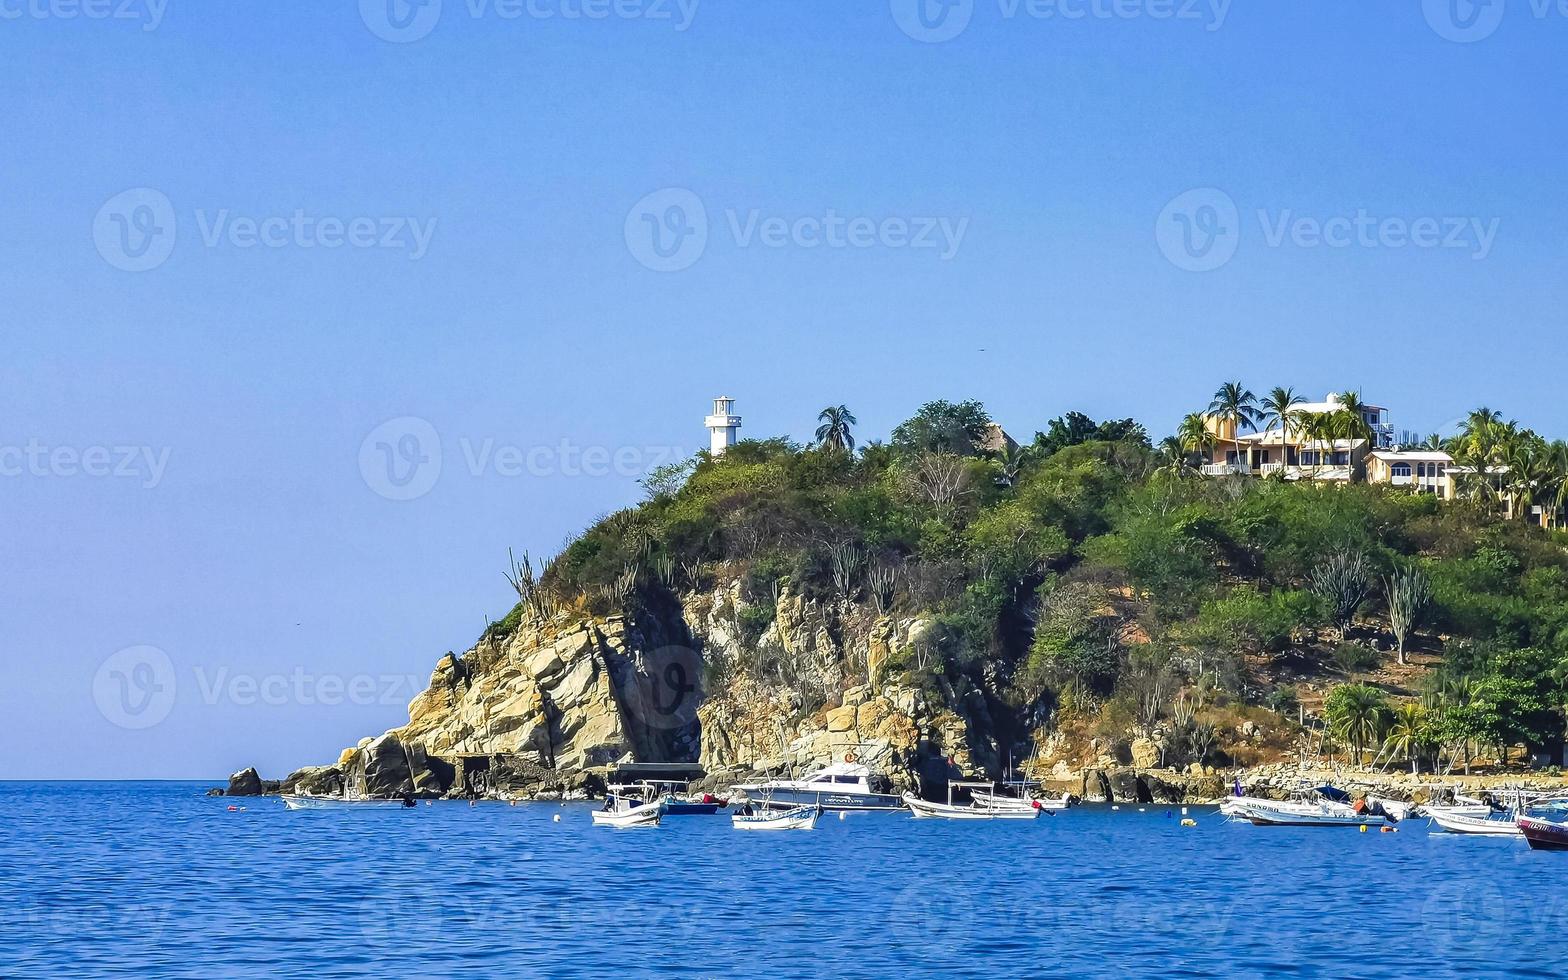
[1,782,1562,978]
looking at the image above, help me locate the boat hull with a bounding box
[1518,816,1568,850]
[970,790,1065,812]
[1232,799,1385,826]
[591,801,663,828]
[733,805,820,831]
[1428,810,1521,836]
[282,795,411,810]
[904,793,1040,820]
[734,788,905,812]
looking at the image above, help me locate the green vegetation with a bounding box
[498,392,1568,773]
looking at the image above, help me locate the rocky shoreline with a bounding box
[213,758,1568,808]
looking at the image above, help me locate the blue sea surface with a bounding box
[1,782,1562,978]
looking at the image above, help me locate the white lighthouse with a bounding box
[705,396,741,456]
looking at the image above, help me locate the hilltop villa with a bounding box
[1200,392,1463,498]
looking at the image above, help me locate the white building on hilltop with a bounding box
[705,396,741,455]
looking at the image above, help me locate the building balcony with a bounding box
[1201,462,1251,477]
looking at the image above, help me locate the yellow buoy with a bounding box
[1180,818,1197,827]
[1359,824,1368,833]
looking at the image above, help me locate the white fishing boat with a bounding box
[970,787,1069,812]
[731,803,821,831]
[1427,808,1522,836]
[1234,798,1386,827]
[1366,796,1417,822]
[281,794,413,810]
[732,760,903,811]
[590,796,663,828]
[1419,793,1491,819]
[904,782,1042,821]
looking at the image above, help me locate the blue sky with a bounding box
[3,1,1565,779]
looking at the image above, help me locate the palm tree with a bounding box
[1382,702,1428,774]
[1336,391,1376,445]
[1208,382,1261,472]
[1547,440,1568,529]
[1176,413,1214,466]
[1152,436,1185,479]
[1325,683,1390,765]
[1296,411,1335,479]
[815,405,857,454]
[1261,386,1305,475]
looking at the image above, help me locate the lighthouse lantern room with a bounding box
[705,397,741,456]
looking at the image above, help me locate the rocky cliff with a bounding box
[273,574,1005,800]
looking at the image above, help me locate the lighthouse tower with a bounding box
[705,396,741,456]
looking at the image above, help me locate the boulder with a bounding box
[227,767,265,797]
[361,733,414,797]
[1130,736,1161,769]
[825,705,857,733]
[285,765,344,797]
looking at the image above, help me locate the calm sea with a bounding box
[1,782,1560,978]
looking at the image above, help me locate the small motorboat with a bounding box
[732,803,821,831]
[732,760,904,812]
[1229,795,1387,827]
[1419,793,1492,819]
[1366,796,1417,822]
[282,794,414,810]
[608,781,725,816]
[904,782,1042,821]
[970,788,1068,812]
[1517,814,1568,850]
[1428,808,1523,836]
[591,795,663,828]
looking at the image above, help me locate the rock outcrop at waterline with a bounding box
[266,577,999,800]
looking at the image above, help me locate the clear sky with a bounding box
[3,1,1565,779]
